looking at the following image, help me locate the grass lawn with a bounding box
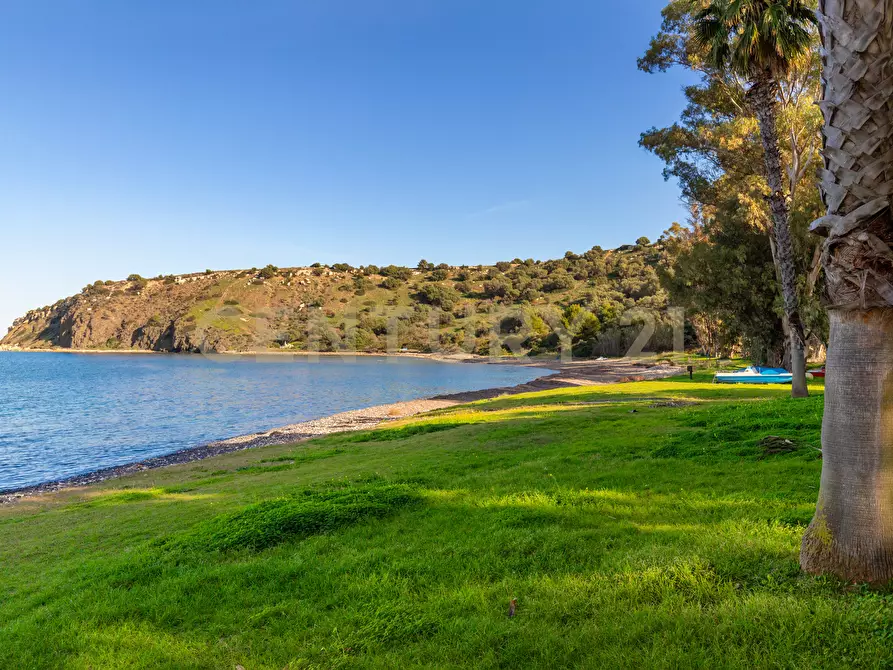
[2,372,891,669]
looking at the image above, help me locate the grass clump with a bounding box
[175,483,419,552]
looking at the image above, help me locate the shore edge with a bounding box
[0,359,684,504]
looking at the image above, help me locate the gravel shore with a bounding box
[0,358,683,504]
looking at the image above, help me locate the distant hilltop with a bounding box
[2,241,680,357]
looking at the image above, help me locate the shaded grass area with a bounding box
[2,373,891,668]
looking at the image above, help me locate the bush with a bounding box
[499,315,524,334]
[495,261,512,272]
[543,272,574,292]
[381,276,403,290]
[127,274,143,282]
[454,281,472,294]
[258,264,279,279]
[331,263,354,272]
[483,278,511,299]
[428,269,449,281]
[380,265,414,280]
[417,284,460,311]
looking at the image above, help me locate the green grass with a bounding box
[2,373,891,668]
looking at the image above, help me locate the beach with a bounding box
[0,357,683,504]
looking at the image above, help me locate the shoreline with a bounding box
[0,347,508,363]
[0,358,684,504]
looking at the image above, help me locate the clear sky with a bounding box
[0,0,692,332]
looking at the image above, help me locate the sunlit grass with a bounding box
[3,372,886,669]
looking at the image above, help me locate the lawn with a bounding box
[2,372,890,669]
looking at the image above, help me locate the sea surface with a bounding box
[0,352,546,491]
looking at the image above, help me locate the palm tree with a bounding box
[693,0,816,397]
[799,0,893,583]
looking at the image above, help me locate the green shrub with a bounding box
[417,284,460,311]
[543,272,574,292]
[126,274,143,282]
[380,265,413,280]
[483,278,511,298]
[381,276,403,290]
[258,264,278,279]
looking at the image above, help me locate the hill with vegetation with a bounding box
[2,240,678,357]
[4,373,886,668]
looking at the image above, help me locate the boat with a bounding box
[714,366,793,385]
[808,367,826,379]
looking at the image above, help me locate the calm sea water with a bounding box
[0,352,545,491]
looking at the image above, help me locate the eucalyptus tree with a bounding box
[799,0,893,583]
[693,0,817,396]
[640,1,826,369]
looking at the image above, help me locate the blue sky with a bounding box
[0,0,692,332]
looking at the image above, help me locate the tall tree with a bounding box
[640,1,826,368]
[800,0,893,583]
[693,0,816,396]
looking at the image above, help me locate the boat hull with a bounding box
[714,367,793,384]
[714,374,792,384]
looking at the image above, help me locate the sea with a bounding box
[0,352,545,491]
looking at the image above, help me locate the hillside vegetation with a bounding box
[5,374,891,668]
[1,242,678,356]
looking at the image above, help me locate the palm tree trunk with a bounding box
[801,0,893,582]
[749,73,809,397]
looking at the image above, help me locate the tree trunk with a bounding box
[801,310,893,582]
[749,73,809,398]
[801,0,893,582]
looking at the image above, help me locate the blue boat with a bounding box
[714,366,793,385]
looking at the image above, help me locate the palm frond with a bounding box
[691,0,816,80]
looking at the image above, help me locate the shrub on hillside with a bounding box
[482,278,511,299]
[417,284,460,311]
[380,265,413,280]
[543,272,574,292]
[259,264,279,279]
